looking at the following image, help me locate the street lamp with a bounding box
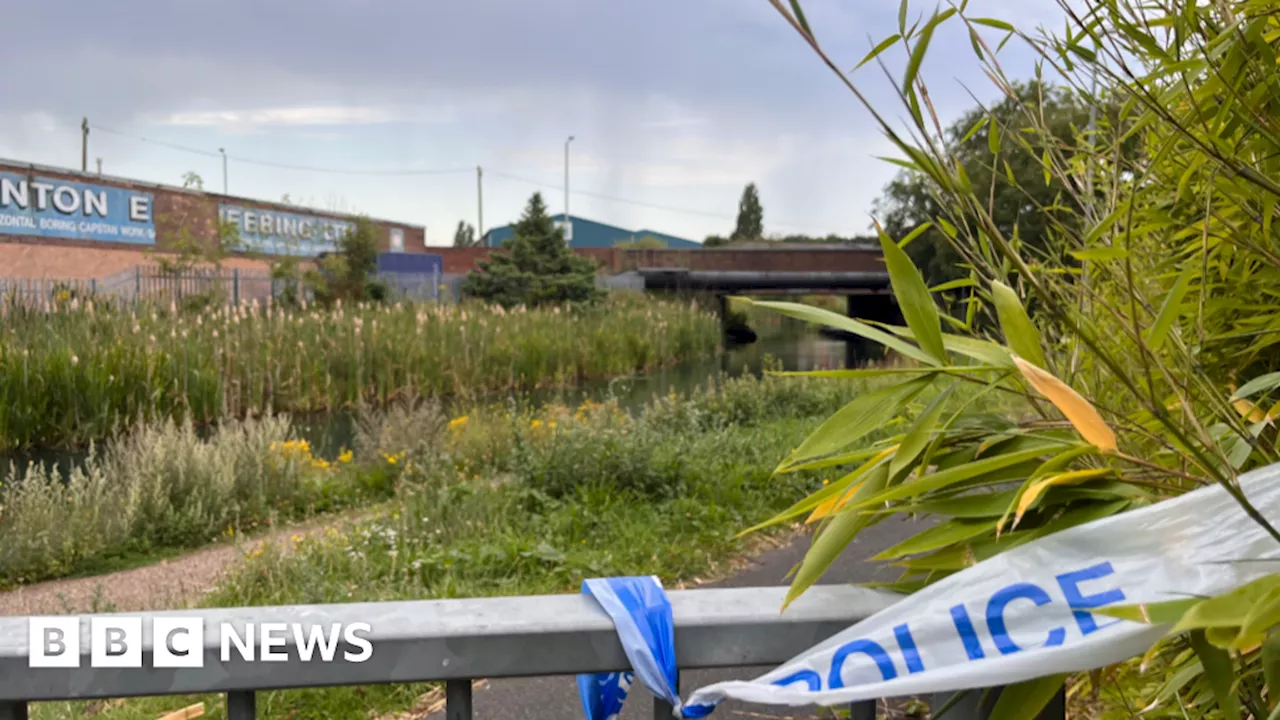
[564,136,574,244]
[219,148,228,194]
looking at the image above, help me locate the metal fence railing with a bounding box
[0,586,1058,720]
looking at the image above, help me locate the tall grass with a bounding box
[30,369,948,720]
[0,294,718,450]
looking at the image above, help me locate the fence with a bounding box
[0,586,1060,720]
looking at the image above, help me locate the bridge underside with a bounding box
[636,269,891,294]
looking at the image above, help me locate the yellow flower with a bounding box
[449,416,469,430]
[338,449,353,464]
[822,478,830,486]
[531,419,544,430]
[548,421,557,429]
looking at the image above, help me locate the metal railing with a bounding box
[0,586,914,720]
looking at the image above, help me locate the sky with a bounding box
[0,0,1064,246]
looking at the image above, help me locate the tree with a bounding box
[703,235,729,247]
[181,172,204,190]
[733,183,764,241]
[875,81,1130,289]
[453,221,479,248]
[308,216,387,305]
[462,192,603,308]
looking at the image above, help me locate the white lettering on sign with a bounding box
[128,196,150,223]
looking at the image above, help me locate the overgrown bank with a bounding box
[0,294,718,450]
[25,369,1004,720]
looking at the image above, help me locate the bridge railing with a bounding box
[0,586,1054,720]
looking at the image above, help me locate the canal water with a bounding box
[1,332,857,478]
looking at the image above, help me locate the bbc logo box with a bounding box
[28,616,373,669]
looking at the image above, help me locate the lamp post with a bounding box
[219,148,228,194]
[564,136,574,244]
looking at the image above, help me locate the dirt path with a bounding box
[0,511,376,616]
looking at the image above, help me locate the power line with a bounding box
[487,169,829,232]
[90,125,473,177]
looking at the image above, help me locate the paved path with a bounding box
[433,515,927,720]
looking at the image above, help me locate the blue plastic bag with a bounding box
[578,576,682,719]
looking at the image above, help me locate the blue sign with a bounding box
[219,204,353,257]
[0,171,155,245]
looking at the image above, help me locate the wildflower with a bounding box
[548,421,557,429]
[338,449,353,464]
[531,419,543,430]
[449,416,469,430]
[70,355,78,366]
[822,478,830,486]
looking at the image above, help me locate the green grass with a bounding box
[0,294,719,450]
[28,369,922,720]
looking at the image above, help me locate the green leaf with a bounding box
[841,445,1057,513]
[1262,629,1280,716]
[903,9,947,93]
[878,230,947,362]
[897,0,908,34]
[1188,630,1241,720]
[779,376,933,471]
[1174,575,1280,645]
[857,34,902,69]
[899,221,933,248]
[961,115,989,144]
[991,280,1047,368]
[987,116,1001,155]
[890,384,954,480]
[970,17,1014,32]
[904,490,1018,518]
[784,466,891,609]
[872,517,996,560]
[1095,597,1200,625]
[748,299,940,366]
[787,0,814,38]
[929,278,975,293]
[1233,372,1280,400]
[742,452,890,533]
[1067,247,1129,261]
[988,674,1068,720]
[1147,264,1195,351]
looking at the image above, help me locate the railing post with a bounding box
[653,673,678,719]
[850,700,877,720]
[233,268,240,305]
[446,679,473,720]
[226,690,256,720]
[0,701,28,720]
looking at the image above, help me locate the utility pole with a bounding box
[564,135,574,245]
[80,118,89,172]
[218,148,228,194]
[477,166,485,246]
[95,158,102,176]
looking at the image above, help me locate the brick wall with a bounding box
[0,160,426,276]
[430,247,884,275]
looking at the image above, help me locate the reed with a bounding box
[0,294,718,450]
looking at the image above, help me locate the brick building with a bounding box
[0,159,426,279]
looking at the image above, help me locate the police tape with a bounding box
[580,461,1280,718]
[676,462,1280,714]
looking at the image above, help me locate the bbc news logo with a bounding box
[28,617,373,668]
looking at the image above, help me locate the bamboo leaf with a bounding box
[1003,468,1113,533]
[1233,372,1280,399]
[744,449,895,533]
[872,517,996,560]
[897,0,908,34]
[988,674,1068,720]
[1147,265,1195,350]
[970,17,1014,32]
[1095,597,1200,625]
[784,465,891,609]
[890,384,954,480]
[1188,630,1242,720]
[748,299,939,366]
[988,115,1001,154]
[808,447,899,522]
[903,9,946,93]
[788,0,813,38]
[1263,629,1280,713]
[839,445,1056,513]
[878,228,948,363]
[1013,357,1118,453]
[991,280,1047,368]
[779,377,932,471]
[857,34,903,69]
[1067,247,1129,261]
